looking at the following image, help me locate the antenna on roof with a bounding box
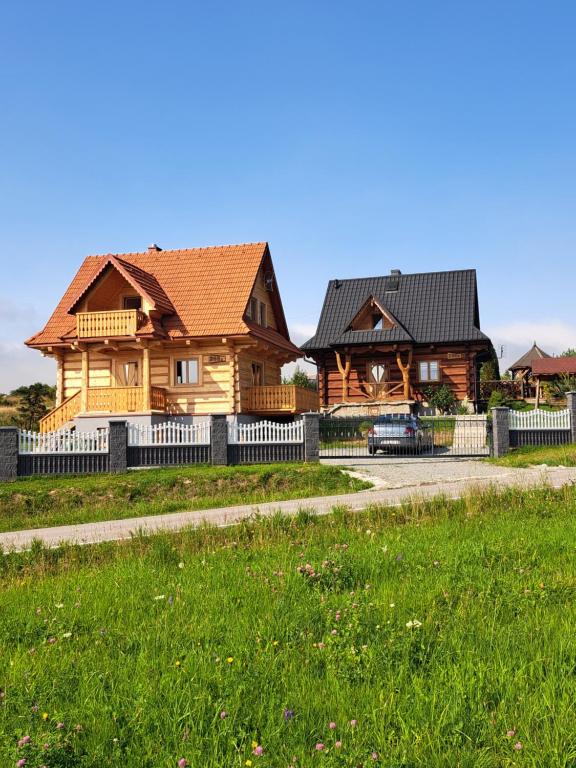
[334,280,342,290]
[148,243,162,251]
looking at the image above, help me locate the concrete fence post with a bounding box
[211,415,228,465]
[303,412,320,462]
[0,427,19,482]
[491,407,510,458]
[109,420,128,473]
[567,392,576,444]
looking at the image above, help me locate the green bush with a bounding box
[424,384,456,414]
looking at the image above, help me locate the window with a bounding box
[251,362,263,386]
[370,363,387,383]
[419,361,440,382]
[123,296,142,310]
[372,314,383,330]
[175,358,199,385]
[259,301,267,327]
[248,297,258,320]
[119,361,140,386]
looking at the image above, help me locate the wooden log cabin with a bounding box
[301,268,494,414]
[26,242,315,432]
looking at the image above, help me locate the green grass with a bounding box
[490,443,576,467]
[0,464,370,533]
[2,485,576,765]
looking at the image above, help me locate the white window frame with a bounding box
[419,360,440,382]
[174,357,200,386]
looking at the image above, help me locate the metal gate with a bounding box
[319,414,491,458]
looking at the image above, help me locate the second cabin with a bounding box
[302,268,494,415]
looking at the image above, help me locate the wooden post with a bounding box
[80,348,89,412]
[335,351,351,402]
[55,354,64,407]
[142,345,151,411]
[535,377,541,409]
[396,349,413,400]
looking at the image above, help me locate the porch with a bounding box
[243,385,319,415]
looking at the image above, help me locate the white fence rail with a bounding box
[19,428,109,454]
[509,409,571,431]
[228,420,303,444]
[128,422,211,446]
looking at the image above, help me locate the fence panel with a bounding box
[128,422,211,446]
[509,409,571,430]
[19,428,109,454]
[228,420,304,445]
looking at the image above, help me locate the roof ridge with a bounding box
[327,268,476,284]
[84,242,268,259]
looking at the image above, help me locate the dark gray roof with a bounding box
[301,269,491,351]
[508,343,551,371]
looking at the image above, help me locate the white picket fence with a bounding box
[128,421,211,446]
[228,419,303,444]
[509,408,571,431]
[19,428,109,454]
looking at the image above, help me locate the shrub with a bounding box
[487,389,510,410]
[424,384,456,414]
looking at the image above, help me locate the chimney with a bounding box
[390,269,401,276]
[148,243,162,252]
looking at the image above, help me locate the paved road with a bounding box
[1,458,575,552]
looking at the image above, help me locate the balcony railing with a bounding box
[76,310,145,338]
[86,386,167,413]
[244,385,319,414]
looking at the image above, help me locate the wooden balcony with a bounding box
[244,385,319,414]
[86,386,167,413]
[76,309,145,339]
[39,386,167,432]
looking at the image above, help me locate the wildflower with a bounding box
[317,642,326,649]
[178,562,185,569]
[283,709,295,721]
[226,657,234,664]
[252,745,263,756]
[406,619,422,629]
[153,595,165,601]
[55,603,64,609]
[16,759,27,767]
[62,632,72,639]
[350,719,358,727]
[514,742,523,750]
[178,760,188,768]
[331,629,338,636]
[371,752,379,760]
[42,713,49,721]
[56,722,64,730]
[31,705,39,712]
[47,637,56,644]
[175,660,181,667]
[335,740,342,748]
[272,640,279,646]
[245,761,253,767]
[329,722,337,730]
[220,711,228,719]
[315,743,325,751]
[506,729,516,738]
[74,724,82,732]
[18,735,31,747]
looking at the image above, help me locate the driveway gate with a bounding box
[319,414,491,458]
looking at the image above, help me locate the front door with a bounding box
[251,362,263,387]
[369,362,388,399]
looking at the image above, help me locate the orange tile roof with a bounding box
[26,243,297,355]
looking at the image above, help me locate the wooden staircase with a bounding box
[40,391,81,433]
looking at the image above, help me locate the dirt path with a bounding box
[1,459,575,552]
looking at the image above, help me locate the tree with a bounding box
[282,366,317,390]
[546,374,576,400]
[560,348,576,357]
[480,357,500,382]
[12,383,55,430]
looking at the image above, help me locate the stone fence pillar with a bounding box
[211,415,228,465]
[303,412,320,462]
[491,407,510,458]
[0,427,19,482]
[109,420,128,473]
[567,392,576,444]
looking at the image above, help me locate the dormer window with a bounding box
[372,314,383,330]
[348,297,395,332]
[123,296,142,310]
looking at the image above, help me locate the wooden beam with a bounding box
[142,344,151,410]
[396,349,413,400]
[81,348,89,412]
[335,351,352,402]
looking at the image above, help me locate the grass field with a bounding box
[490,443,576,468]
[2,484,576,766]
[0,464,370,533]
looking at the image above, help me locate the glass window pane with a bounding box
[419,362,428,380]
[430,361,439,380]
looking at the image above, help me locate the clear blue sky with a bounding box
[1,0,575,389]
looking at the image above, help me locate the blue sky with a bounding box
[1,1,575,390]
